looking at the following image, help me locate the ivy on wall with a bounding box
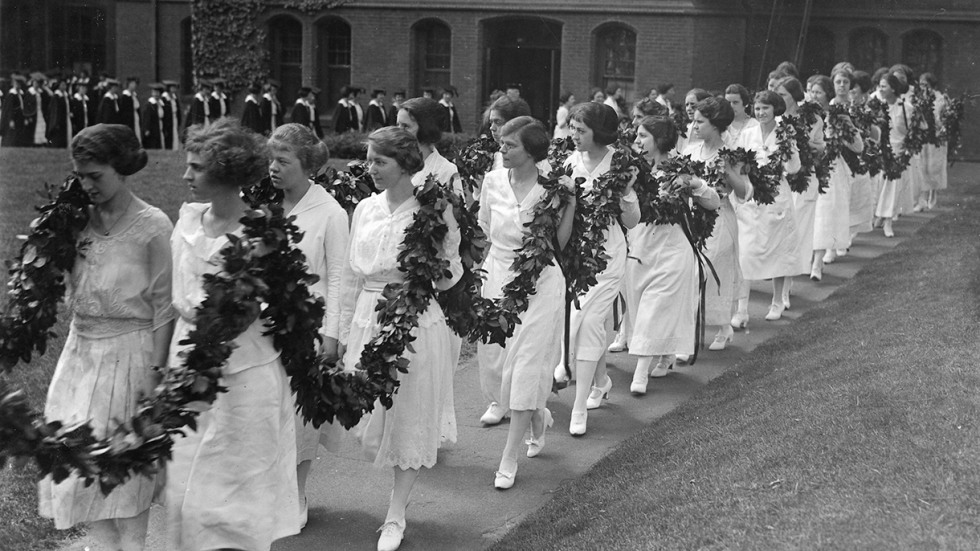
[191,0,350,93]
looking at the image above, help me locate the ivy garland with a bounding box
[938,92,966,156]
[847,102,884,177]
[452,135,499,196]
[784,101,827,194]
[903,91,930,157]
[633,154,718,250]
[824,104,863,175]
[866,97,912,181]
[0,178,325,492]
[317,160,378,217]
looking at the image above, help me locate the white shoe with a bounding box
[708,330,733,351]
[494,467,517,490]
[836,248,848,258]
[730,311,749,329]
[554,363,570,384]
[607,340,627,353]
[569,410,587,436]
[822,250,837,264]
[649,356,674,378]
[630,364,650,395]
[675,354,690,364]
[526,408,553,457]
[765,303,785,321]
[883,219,894,238]
[782,294,791,310]
[299,497,308,530]
[377,519,406,551]
[480,402,508,425]
[586,377,613,409]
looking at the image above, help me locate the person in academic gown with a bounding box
[439,86,463,134]
[118,77,142,145]
[141,83,167,149]
[241,83,264,135]
[1,74,29,147]
[260,80,284,135]
[387,90,405,126]
[71,81,92,135]
[209,78,230,122]
[364,89,388,132]
[46,79,74,148]
[97,79,122,125]
[187,80,212,128]
[162,80,182,149]
[333,85,360,133]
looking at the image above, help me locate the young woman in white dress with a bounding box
[167,118,300,551]
[874,74,911,238]
[268,123,349,530]
[553,91,575,139]
[338,127,461,551]
[560,102,640,429]
[38,124,174,551]
[847,71,878,239]
[479,116,575,487]
[917,72,948,210]
[774,76,824,303]
[627,115,720,395]
[682,97,752,353]
[674,88,711,154]
[734,91,801,322]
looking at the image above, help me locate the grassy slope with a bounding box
[491,171,980,550]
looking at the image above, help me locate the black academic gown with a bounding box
[241,96,263,134]
[46,91,73,148]
[118,91,140,138]
[187,93,210,128]
[97,93,120,125]
[141,98,165,149]
[71,93,91,134]
[365,102,387,131]
[260,94,283,135]
[333,100,358,133]
[0,90,28,147]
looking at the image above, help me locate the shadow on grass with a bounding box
[490,172,980,550]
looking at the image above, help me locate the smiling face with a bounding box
[633,125,656,159]
[366,144,405,191]
[396,109,419,138]
[878,78,895,101]
[754,101,775,125]
[690,110,716,141]
[592,90,605,103]
[268,147,308,192]
[73,160,124,205]
[499,133,532,169]
[569,118,596,151]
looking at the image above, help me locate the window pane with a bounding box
[598,27,635,79]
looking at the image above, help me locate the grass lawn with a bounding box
[490,168,980,550]
[0,146,350,550]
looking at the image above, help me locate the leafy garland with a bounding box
[938,92,966,156]
[0,178,90,368]
[316,160,377,217]
[903,90,930,157]
[633,155,718,250]
[824,103,863,175]
[0,178,325,492]
[847,102,884,177]
[452,135,499,196]
[784,101,828,194]
[866,97,912,181]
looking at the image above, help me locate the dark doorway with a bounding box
[483,18,562,125]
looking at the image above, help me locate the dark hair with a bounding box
[871,67,890,88]
[633,97,668,118]
[694,97,735,133]
[656,82,674,95]
[852,71,873,94]
[775,76,805,103]
[808,75,834,100]
[768,69,788,84]
[920,72,939,88]
[605,84,621,97]
[499,116,550,162]
[269,123,330,174]
[637,115,678,154]
[559,91,574,104]
[685,88,712,103]
[890,63,915,82]
[881,73,909,96]
[71,124,148,176]
[590,87,604,100]
[776,61,800,78]
[753,90,786,116]
[399,97,446,145]
[366,127,424,174]
[485,96,532,125]
[724,84,752,113]
[185,117,269,188]
[568,102,619,146]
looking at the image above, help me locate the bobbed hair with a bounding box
[499,116,550,163]
[637,115,678,155]
[695,97,735,134]
[881,73,909,96]
[268,123,330,174]
[830,67,855,88]
[559,91,574,104]
[71,124,148,176]
[852,71,873,94]
[634,97,669,118]
[890,63,915,82]
[185,117,269,188]
[808,75,834,99]
[366,127,424,174]
[656,82,674,95]
[724,84,752,113]
[485,96,532,124]
[399,97,446,145]
[920,72,939,88]
[775,76,806,103]
[568,102,619,146]
[685,88,712,103]
[753,90,786,117]
[776,60,800,78]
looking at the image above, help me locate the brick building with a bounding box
[2,0,978,157]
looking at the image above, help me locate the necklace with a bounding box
[98,194,134,236]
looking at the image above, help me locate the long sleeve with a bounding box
[321,206,349,341]
[338,203,364,345]
[478,178,492,236]
[619,188,640,230]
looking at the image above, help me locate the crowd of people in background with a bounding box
[10,53,960,551]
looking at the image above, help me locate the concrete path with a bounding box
[56,208,940,551]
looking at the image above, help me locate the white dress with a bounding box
[565,147,640,363]
[38,206,173,529]
[875,101,912,220]
[477,169,564,410]
[289,184,349,462]
[735,120,800,280]
[791,117,824,275]
[921,91,948,192]
[339,192,462,469]
[685,142,751,325]
[166,203,299,551]
[626,176,719,356]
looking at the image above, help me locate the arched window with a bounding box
[849,27,888,72]
[268,15,303,107]
[49,5,107,74]
[903,30,942,80]
[316,17,351,110]
[801,27,835,77]
[412,19,451,96]
[593,23,635,96]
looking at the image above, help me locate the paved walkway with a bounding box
[57,208,940,551]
